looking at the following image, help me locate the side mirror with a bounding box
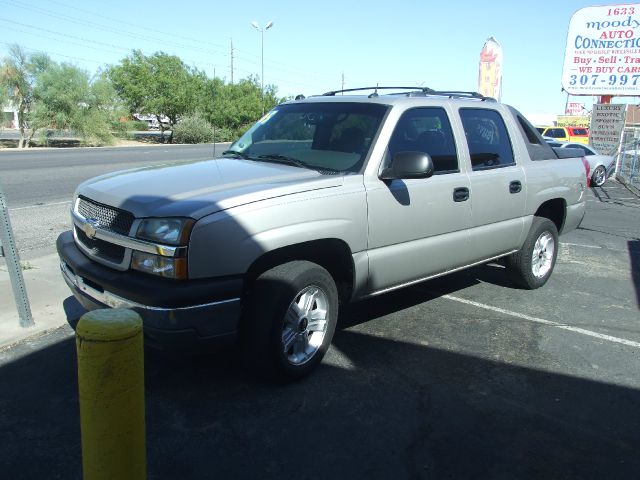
[380,151,434,180]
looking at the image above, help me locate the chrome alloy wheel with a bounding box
[531,232,555,278]
[592,166,606,187]
[281,285,329,365]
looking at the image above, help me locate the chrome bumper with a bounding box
[60,261,242,340]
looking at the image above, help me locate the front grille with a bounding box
[75,226,126,264]
[77,196,134,235]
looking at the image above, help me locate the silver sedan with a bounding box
[546,141,614,187]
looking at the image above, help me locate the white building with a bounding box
[1,100,18,128]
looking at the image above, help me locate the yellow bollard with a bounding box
[76,308,146,480]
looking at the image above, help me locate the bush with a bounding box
[172,114,214,144]
[129,120,149,131]
[111,120,148,139]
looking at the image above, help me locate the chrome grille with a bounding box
[75,226,126,264]
[77,196,134,235]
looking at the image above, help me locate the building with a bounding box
[1,100,17,128]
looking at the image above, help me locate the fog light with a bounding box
[131,251,187,279]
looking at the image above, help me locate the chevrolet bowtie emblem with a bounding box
[82,218,100,239]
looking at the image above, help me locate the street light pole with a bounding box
[251,20,274,114]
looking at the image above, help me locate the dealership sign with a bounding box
[562,4,640,95]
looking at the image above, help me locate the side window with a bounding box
[460,108,515,170]
[388,107,459,174]
[510,107,556,161]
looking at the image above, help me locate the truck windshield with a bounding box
[224,102,388,173]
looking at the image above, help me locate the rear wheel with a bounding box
[507,216,558,289]
[591,165,607,187]
[242,261,338,381]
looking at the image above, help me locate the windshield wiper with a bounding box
[255,154,340,174]
[222,149,250,159]
[255,154,308,169]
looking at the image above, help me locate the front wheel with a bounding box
[507,217,559,289]
[241,261,338,381]
[591,165,607,187]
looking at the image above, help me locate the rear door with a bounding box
[458,107,526,261]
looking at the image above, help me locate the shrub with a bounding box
[172,114,214,144]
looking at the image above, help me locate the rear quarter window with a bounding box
[509,107,557,161]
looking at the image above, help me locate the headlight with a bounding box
[131,251,187,279]
[136,218,194,245]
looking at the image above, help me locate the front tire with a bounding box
[507,216,559,289]
[242,261,338,381]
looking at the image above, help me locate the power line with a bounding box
[6,0,335,83]
[0,4,334,93]
[46,0,230,52]
[0,0,230,59]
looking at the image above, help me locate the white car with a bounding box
[546,141,613,187]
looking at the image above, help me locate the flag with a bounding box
[478,37,503,101]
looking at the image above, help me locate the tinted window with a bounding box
[509,107,556,161]
[460,108,515,170]
[567,144,595,155]
[569,128,588,136]
[388,107,458,173]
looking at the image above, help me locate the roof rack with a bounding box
[321,86,496,102]
[322,86,435,96]
[410,90,497,102]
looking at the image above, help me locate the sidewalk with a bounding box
[0,252,75,351]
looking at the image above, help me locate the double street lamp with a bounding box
[251,20,274,114]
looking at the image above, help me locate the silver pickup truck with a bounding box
[57,88,588,379]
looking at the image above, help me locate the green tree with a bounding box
[29,63,118,146]
[0,44,49,148]
[199,76,283,141]
[108,50,202,142]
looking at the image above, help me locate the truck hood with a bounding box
[77,158,344,219]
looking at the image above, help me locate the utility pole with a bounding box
[230,38,234,84]
[341,72,345,94]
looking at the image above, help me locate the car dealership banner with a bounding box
[562,4,640,95]
[589,103,627,155]
[478,37,502,100]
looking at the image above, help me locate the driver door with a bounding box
[365,107,473,294]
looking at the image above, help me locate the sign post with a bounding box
[0,184,34,328]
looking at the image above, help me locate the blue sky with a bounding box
[0,0,636,118]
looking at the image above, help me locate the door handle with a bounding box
[453,187,469,202]
[509,181,522,194]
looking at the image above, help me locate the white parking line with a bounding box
[561,242,602,249]
[561,242,630,253]
[442,294,640,349]
[10,201,71,211]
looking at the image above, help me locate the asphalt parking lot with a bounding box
[1,181,639,479]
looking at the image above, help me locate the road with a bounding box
[0,147,639,479]
[0,143,229,258]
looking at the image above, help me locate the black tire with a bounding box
[507,216,559,290]
[591,165,607,187]
[241,261,338,381]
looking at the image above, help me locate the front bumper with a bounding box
[57,231,243,347]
